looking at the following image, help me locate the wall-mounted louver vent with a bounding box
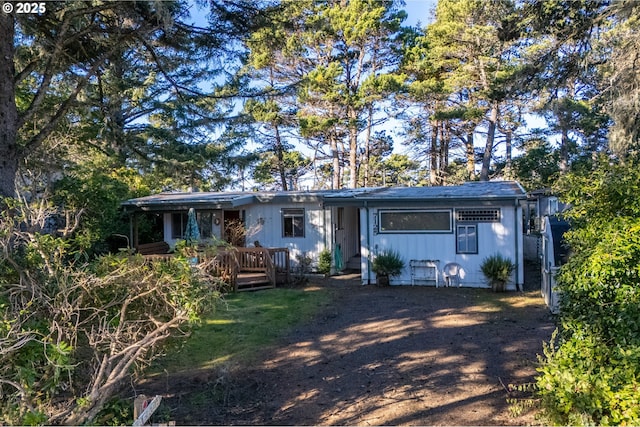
[456,209,500,222]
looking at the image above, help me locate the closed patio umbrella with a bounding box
[183,208,200,245]
[334,244,344,272]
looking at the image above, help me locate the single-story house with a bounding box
[121,181,526,289]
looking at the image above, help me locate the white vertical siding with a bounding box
[360,208,371,284]
[361,203,521,288]
[245,202,329,268]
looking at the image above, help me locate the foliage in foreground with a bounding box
[536,157,640,425]
[0,200,221,425]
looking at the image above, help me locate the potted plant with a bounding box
[372,249,405,286]
[480,253,516,292]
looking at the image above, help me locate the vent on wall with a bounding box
[456,209,500,222]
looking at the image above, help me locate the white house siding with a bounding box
[361,203,523,289]
[244,202,329,269]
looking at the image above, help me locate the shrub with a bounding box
[480,253,515,292]
[372,249,405,277]
[318,249,332,275]
[535,158,640,425]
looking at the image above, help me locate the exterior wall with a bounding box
[161,202,331,269]
[361,202,523,289]
[243,202,329,269]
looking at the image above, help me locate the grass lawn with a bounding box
[152,286,331,376]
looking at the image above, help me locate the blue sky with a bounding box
[403,0,437,27]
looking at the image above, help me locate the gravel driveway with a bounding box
[156,271,555,426]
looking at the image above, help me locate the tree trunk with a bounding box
[466,130,475,180]
[559,127,569,174]
[348,107,358,189]
[363,104,374,187]
[505,129,512,179]
[273,123,288,191]
[480,101,499,181]
[330,132,340,190]
[429,121,438,185]
[0,13,18,198]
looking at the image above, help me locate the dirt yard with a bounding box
[141,266,555,425]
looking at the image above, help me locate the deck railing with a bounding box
[267,248,290,284]
[141,246,290,290]
[234,247,276,288]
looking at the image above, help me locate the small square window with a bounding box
[457,224,478,254]
[282,209,304,238]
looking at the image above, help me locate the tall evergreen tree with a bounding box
[1,1,273,198]
[519,0,611,171]
[245,0,406,189]
[600,1,640,157]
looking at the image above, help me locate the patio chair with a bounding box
[442,262,463,287]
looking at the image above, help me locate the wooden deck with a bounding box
[141,246,290,292]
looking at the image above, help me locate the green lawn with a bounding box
[152,287,331,375]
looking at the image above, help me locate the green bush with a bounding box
[372,249,405,277]
[480,253,515,292]
[318,249,332,275]
[535,157,640,425]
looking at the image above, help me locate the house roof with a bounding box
[121,189,338,212]
[121,181,526,212]
[323,181,526,206]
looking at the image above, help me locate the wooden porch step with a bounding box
[236,272,274,291]
[237,285,275,292]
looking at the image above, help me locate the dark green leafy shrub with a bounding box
[536,158,640,425]
[480,253,515,292]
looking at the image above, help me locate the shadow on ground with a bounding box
[141,270,555,426]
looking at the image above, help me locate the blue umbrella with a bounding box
[183,208,200,245]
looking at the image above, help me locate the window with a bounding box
[282,208,305,237]
[457,224,478,254]
[548,198,558,215]
[197,211,213,238]
[379,210,451,233]
[337,207,345,230]
[456,209,500,222]
[172,211,214,239]
[171,212,187,239]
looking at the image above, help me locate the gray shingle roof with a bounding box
[358,181,525,201]
[121,181,525,212]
